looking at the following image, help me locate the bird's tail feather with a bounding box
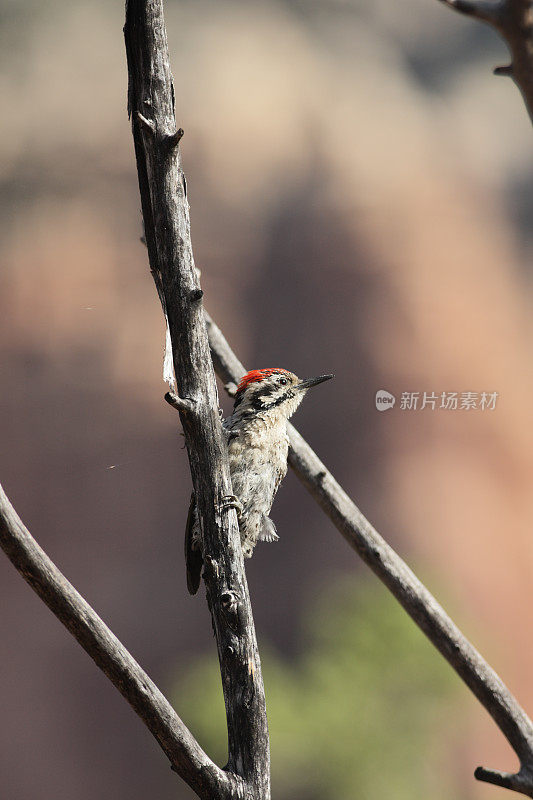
[185,493,203,595]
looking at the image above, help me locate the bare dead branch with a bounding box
[124,1,270,797]
[205,310,533,797]
[438,0,533,124]
[225,382,238,398]
[135,110,156,135]
[164,391,196,414]
[476,766,533,795]
[0,483,236,800]
[438,0,504,24]
[494,63,514,76]
[164,127,185,152]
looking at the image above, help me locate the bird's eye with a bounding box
[278,377,288,386]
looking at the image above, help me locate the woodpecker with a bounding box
[185,368,333,594]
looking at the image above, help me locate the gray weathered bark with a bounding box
[434,0,533,789]
[438,0,533,124]
[206,311,533,797]
[0,483,235,800]
[123,0,270,797]
[2,0,533,797]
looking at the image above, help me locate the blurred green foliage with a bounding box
[174,575,461,800]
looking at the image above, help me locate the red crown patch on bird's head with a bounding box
[236,368,290,395]
[232,368,332,412]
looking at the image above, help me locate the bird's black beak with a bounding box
[296,374,334,391]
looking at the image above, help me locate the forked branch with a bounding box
[206,311,533,797]
[438,0,533,124]
[3,0,532,797]
[0,483,235,800]
[124,0,270,796]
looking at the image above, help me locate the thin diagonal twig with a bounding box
[438,0,533,126]
[206,310,533,797]
[0,482,236,800]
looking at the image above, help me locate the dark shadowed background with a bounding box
[1,1,533,798]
